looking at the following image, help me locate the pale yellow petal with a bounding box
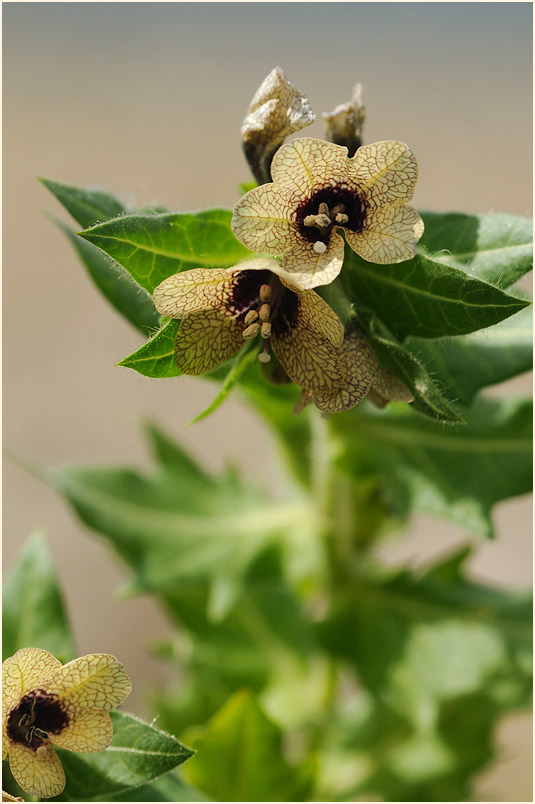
[3,650,62,713]
[232,184,299,254]
[346,204,424,264]
[313,329,375,413]
[8,742,65,799]
[272,327,344,392]
[278,281,343,347]
[372,365,414,404]
[352,140,419,207]
[280,230,345,289]
[153,268,239,318]
[175,310,245,375]
[270,137,351,197]
[53,654,131,711]
[49,709,113,753]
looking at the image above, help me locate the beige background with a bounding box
[3,4,532,799]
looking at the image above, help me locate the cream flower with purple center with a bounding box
[153,258,345,393]
[2,648,131,799]
[232,137,424,289]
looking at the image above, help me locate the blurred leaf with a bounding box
[51,711,193,801]
[342,247,529,340]
[56,219,160,335]
[79,210,254,294]
[2,531,75,663]
[183,690,315,802]
[108,770,208,801]
[189,345,257,424]
[41,177,127,229]
[49,422,314,611]
[406,305,533,406]
[332,396,532,537]
[118,320,180,377]
[420,211,533,288]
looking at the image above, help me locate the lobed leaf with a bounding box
[2,532,75,663]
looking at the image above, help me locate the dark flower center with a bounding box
[296,186,366,245]
[229,269,298,362]
[7,690,69,751]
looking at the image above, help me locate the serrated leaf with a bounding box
[183,690,315,802]
[41,177,127,229]
[79,210,254,294]
[49,422,313,605]
[56,219,160,335]
[50,711,193,801]
[420,211,533,288]
[342,247,529,340]
[332,396,532,537]
[406,305,533,405]
[2,531,75,663]
[118,320,180,377]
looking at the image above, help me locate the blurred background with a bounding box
[3,3,532,799]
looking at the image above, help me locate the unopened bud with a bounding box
[323,83,366,158]
[241,67,315,184]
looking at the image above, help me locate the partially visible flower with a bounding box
[153,258,345,392]
[2,793,24,802]
[232,137,424,289]
[241,67,315,185]
[2,648,131,799]
[323,83,366,157]
[294,325,414,415]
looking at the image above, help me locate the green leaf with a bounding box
[342,247,529,340]
[51,711,193,801]
[183,690,315,802]
[107,770,207,801]
[41,177,127,229]
[118,320,180,377]
[420,211,533,288]
[55,219,160,335]
[332,396,532,537]
[406,305,533,406]
[49,422,314,608]
[2,531,75,663]
[79,210,254,294]
[189,345,258,424]
[357,312,465,423]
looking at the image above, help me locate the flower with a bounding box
[294,325,414,415]
[232,137,424,289]
[153,258,346,392]
[241,67,315,185]
[323,83,366,158]
[2,648,131,798]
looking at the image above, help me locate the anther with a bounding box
[243,322,260,339]
[335,213,349,224]
[258,303,271,322]
[244,309,259,325]
[259,284,272,303]
[261,322,272,339]
[318,202,330,216]
[316,214,331,227]
[313,242,327,254]
[304,215,316,227]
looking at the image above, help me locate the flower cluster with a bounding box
[2,648,131,798]
[154,69,423,415]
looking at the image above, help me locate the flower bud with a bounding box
[241,66,315,184]
[323,83,366,158]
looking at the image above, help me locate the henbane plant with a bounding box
[4,66,531,802]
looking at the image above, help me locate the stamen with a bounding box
[258,303,271,322]
[36,745,48,757]
[244,309,259,325]
[313,241,327,254]
[335,213,349,224]
[316,214,331,228]
[258,339,271,362]
[318,202,330,216]
[261,322,271,339]
[259,284,272,303]
[304,214,316,227]
[243,322,260,339]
